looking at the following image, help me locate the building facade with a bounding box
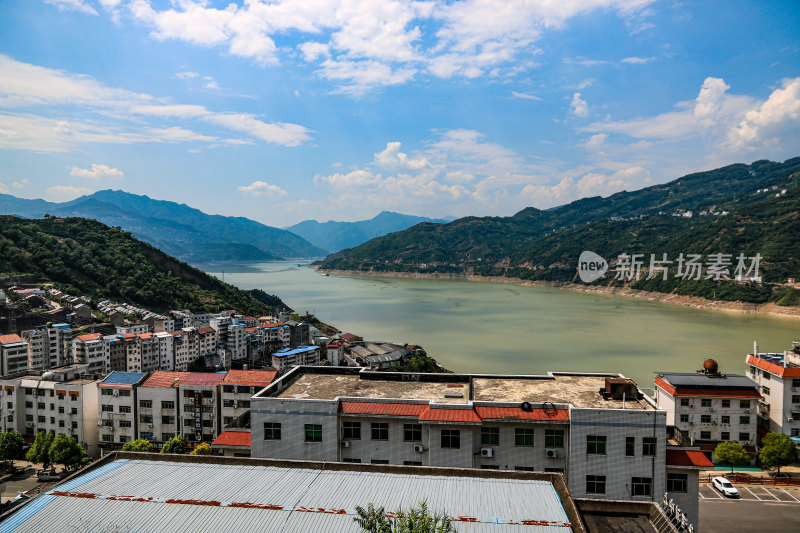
[746,342,800,439]
[97,371,148,452]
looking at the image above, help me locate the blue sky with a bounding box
[0,1,798,226]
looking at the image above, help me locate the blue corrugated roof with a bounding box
[100,371,148,386]
[272,346,319,358]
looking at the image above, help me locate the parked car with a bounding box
[37,469,63,481]
[712,476,739,497]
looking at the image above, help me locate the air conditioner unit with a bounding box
[148,423,153,428]
[546,449,559,458]
[788,418,794,422]
[744,409,751,413]
[741,441,751,445]
[480,447,493,458]
[340,440,349,448]
[113,390,119,397]
[413,444,425,453]
[97,421,103,427]
[709,408,715,412]
[793,387,799,392]
[689,404,695,408]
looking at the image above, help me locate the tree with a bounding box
[355,502,456,533]
[26,431,55,466]
[715,441,750,474]
[49,434,83,470]
[0,431,24,463]
[161,435,186,455]
[190,442,212,456]
[759,432,797,475]
[122,439,154,453]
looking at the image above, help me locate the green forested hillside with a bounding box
[0,216,286,315]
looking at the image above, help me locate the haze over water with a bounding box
[205,261,799,390]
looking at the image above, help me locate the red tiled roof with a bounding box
[341,402,427,417]
[474,406,570,422]
[666,449,714,468]
[747,355,800,378]
[246,327,259,333]
[75,333,102,342]
[419,407,481,423]
[223,369,279,385]
[326,341,344,348]
[212,431,251,447]
[142,371,187,388]
[0,334,24,344]
[139,332,153,340]
[341,333,358,340]
[122,333,137,339]
[654,377,761,398]
[183,373,225,386]
[198,327,214,335]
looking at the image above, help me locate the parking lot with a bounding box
[700,481,800,503]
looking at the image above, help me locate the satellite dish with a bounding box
[521,402,532,412]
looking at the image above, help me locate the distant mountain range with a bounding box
[286,211,453,253]
[0,190,326,262]
[319,157,800,305]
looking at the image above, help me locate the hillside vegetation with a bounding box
[0,216,286,315]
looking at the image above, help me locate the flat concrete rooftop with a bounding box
[272,369,654,410]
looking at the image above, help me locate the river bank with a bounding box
[316,268,800,321]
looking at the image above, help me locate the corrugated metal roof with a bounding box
[657,372,757,388]
[100,371,148,387]
[1,460,573,532]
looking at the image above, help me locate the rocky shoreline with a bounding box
[316,268,800,321]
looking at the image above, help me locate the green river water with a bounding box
[203,261,799,390]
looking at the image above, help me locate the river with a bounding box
[203,261,799,390]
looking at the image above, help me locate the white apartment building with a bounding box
[137,371,184,444]
[0,334,30,376]
[270,346,321,372]
[746,341,800,439]
[72,333,110,375]
[155,332,175,370]
[97,371,148,452]
[179,373,225,443]
[116,324,149,335]
[21,323,72,371]
[0,366,99,455]
[220,369,278,428]
[172,328,200,371]
[654,361,760,462]
[251,368,678,513]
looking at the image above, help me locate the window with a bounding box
[343,421,361,440]
[680,398,689,406]
[140,415,153,423]
[119,405,131,413]
[371,460,389,465]
[371,422,389,440]
[38,416,45,423]
[441,429,460,449]
[342,458,361,463]
[237,386,251,394]
[740,400,750,409]
[721,432,730,440]
[631,477,652,497]
[545,429,564,447]
[515,466,534,471]
[739,433,750,442]
[480,465,499,470]
[202,420,213,428]
[739,416,751,425]
[481,427,499,445]
[25,401,32,408]
[404,461,422,466]
[223,399,235,407]
[102,404,114,412]
[793,378,800,388]
[721,399,730,408]
[103,419,114,427]
[762,386,770,396]
[700,431,711,439]
[119,390,130,397]
[120,420,131,428]
[58,406,64,414]
[224,417,233,425]
[791,428,799,437]
[162,433,174,441]
[140,400,152,408]
[140,432,154,441]
[223,385,235,393]
[679,414,689,423]
[58,420,64,428]
[404,424,422,442]
[701,415,711,424]
[587,435,606,455]
[545,468,564,473]
[264,422,281,440]
[58,394,64,400]
[515,428,534,447]
[119,436,129,443]
[161,401,175,410]
[721,415,730,424]
[701,399,712,407]
[71,421,77,429]
[71,396,77,402]
[642,437,656,456]
[625,437,635,456]
[162,416,175,425]
[102,389,113,396]
[71,407,77,415]
[239,400,250,408]
[586,475,606,494]
[792,395,800,404]
[305,424,322,442]
[37,402,45,409]
[102,434,114,442]
[26,414,33,422]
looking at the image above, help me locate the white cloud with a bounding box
[374,142,430,170]
[0,55,312,151]
[575,166,650,197]
[727,77,800,152]
[45,0,98,16]
[69,163,124,179]
[237,180,288,196]
[620,56,655,64]
[0,182,8,194]
[511,91,541,101]
[571,92,589,117]
[175,71,199,80]
[12,178,31,189]
[585,133,607,150]
[44,185,93,199]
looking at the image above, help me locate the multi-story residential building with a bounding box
[270,346,321,372]
[137,371,185,443]
[172,328,199,371]
[746,341,800,438]
[198,327,216,356]
[97,371,148,452]
[0,365,99,455]
[326,340,344,365]
[252,367,668,504]
[72,333,110,375]
[106,335,127,372]
[0,334,30,375]
[179,373,225,443]
[155,332,175,370]
[21,323,72,371]
[116,324,149,335]
[220,369,278,428]
[654,360,761,461]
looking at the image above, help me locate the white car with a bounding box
[712,476,739,497]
